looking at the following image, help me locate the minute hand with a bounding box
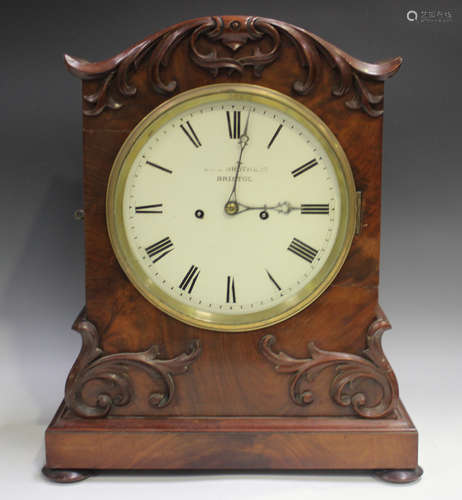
[224,110,251,214]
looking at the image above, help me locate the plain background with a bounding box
[1,0,460,498]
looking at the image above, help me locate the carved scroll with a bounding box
[64,16,402,117]
[65,309,201,418]
[259,307,399,418]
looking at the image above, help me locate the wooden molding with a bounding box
[44,400,419,471]
[259,306,399,418]
[64,308,201,418]
[41,14,421,480]
[64,15,402,117]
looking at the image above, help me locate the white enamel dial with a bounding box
[107,84,356,332]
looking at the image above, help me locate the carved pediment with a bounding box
[65,16,402,117]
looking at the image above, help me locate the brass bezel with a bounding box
[106,83,356,332]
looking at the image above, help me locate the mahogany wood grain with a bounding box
[78,16,384,417]
[45,400,418,470]
[43,15,421,480]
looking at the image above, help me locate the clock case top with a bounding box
[65,16,402,418]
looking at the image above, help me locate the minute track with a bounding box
[109,85,353,331]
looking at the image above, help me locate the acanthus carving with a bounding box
[65,309,201,418]
[64,16,402,117]
[259,307,399,418]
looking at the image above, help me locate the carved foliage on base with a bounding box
[259,308,399,418]
[64,16,402,117]
[65,309,201,418]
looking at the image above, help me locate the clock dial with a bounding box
[107,84,356,331]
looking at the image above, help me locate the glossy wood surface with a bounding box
[44,16,420,479]
[80,16,384,417]
[46,400,418,470]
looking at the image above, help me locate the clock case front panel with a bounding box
[80,21,381,418]
[44,16,419,477]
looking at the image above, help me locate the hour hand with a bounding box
[231,202,331,217]
[233,201,299,215]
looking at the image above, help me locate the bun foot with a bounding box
[42,466,92,483]
[375,465,423,483]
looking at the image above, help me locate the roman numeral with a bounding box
[301,204,329,214]
[135,204,163,214]
[266,269,281,291]
[288,238,318,263]
[179,265,200,293]
[180,121,202,148]
[291,159,318,178]
[145,237,174,263]
[267,124,283,149]
[146,161,172,174]
[226,276,236,303]
[226,111,241,139]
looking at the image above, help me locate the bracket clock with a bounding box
[43,15,422,484]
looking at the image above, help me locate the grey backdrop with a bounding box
[0,0,460,497]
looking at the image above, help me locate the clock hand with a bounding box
[224,109,251,215]
[231,201,301,215]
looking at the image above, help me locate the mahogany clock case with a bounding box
[42,15,421,482]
